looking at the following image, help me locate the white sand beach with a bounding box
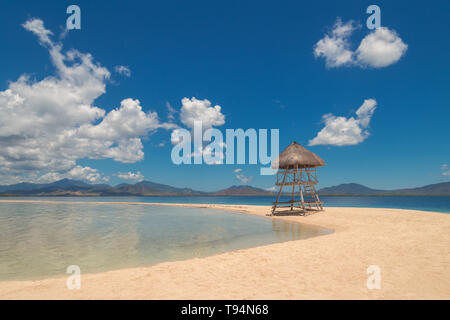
[0,201,448,299]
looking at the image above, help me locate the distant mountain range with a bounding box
[0,179,448,196]
[212,185,274,196]
[0,178,273,196]
[318,182,450,196]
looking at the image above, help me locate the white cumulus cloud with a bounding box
[22,18,53,45]
[180,97,225,129]
[234,169,253,184]
[314,19,407,68]
[68,166,109,183]
[356,27,408,68]
[170,128,185,145]
[309,99,377,146]
[170,97,226,148]
[0,18,174,184]
[314,19,357,68]
[116,171,145,182]
[114,65,131,77]
[441,164,450,177]
[166,102,177,120]
[38,165,109,184]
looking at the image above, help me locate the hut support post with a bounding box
[299,168,305,211]
[272,171,287,213]
[290,167,297,211]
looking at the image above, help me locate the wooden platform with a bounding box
[271,200,324,205]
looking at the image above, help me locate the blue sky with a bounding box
[0,0,449,191]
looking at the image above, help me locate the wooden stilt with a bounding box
[272,170,287,213]
[290,166,297,211]
[272,166,324,215]
[299,172,305,211]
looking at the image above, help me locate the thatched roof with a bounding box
[272,141,325,169]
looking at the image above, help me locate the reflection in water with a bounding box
[271,219,332,241]
[0,203,332,281]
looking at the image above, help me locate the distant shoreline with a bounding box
[1,193,449,197]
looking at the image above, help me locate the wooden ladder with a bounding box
[302,183,322,210]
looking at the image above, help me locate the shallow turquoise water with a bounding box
[0,202,331,281]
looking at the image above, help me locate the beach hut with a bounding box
[271,141,325,215]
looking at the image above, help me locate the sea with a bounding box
[0,199,331,281]
[0,195,447,281]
